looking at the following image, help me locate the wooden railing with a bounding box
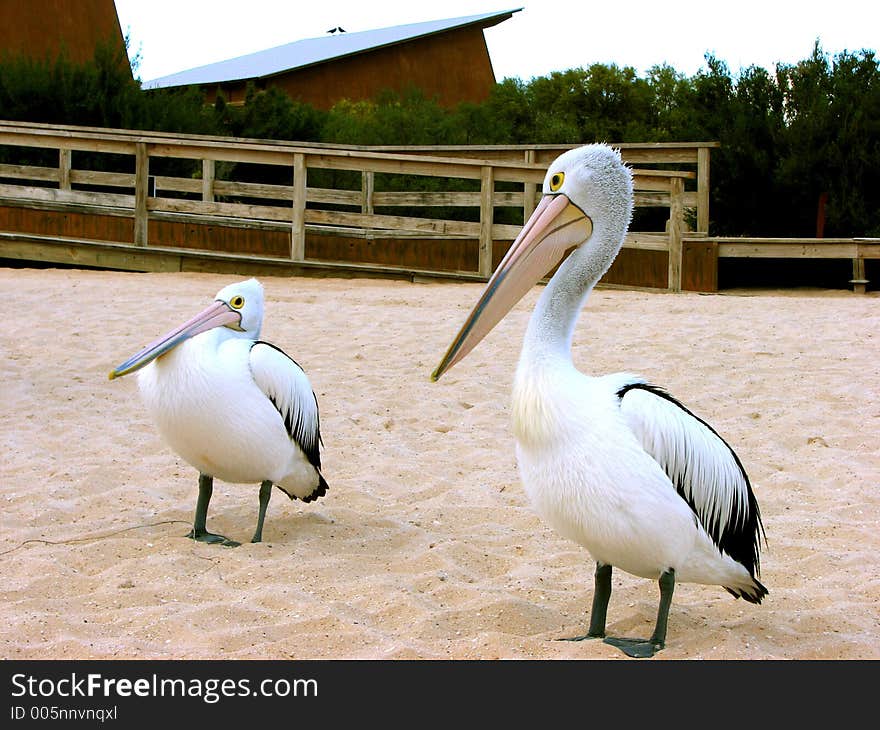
[0,121,701,289]
[711,236,879,294]
[361,142,716,234]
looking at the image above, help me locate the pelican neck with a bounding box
[520,222,621,369]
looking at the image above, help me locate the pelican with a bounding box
[432,144,766,657]
[109,278,328,546]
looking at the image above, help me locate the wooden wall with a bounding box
[204,26,496,109]
[604,249,669,289]
[681,240,718,292]
[0,0,128,69]
[0,205,680,288]
[0,205,133,243]
[149,219,290,257]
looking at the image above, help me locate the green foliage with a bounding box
[0,36,210,135]
[210,84,328,190]
[322,89,477,221]
[469,77,533,142]
[217,84,326,142]
[644,64,691,140]
[0,38,131,129]
[1,38,878,236]
[679,57,790,235]
[775,44,880,236]
[323,87,459,145]
[528,65,656,142]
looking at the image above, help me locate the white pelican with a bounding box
[109,278,328,546]
[432,144,766,657]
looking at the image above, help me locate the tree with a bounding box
[3,37,878,238]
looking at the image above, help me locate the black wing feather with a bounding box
[617,382,766,580]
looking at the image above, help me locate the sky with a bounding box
[113,0,878,84]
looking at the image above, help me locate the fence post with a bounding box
[850,253,867,294]
[697,146,710,233]
[361,170,374,215]
[134,142,149,247]
[58,148,71,191]
[291,153,307,261]
[668,177,684,291]
[202,158,215,202]
[479,165,494,277]
[523,149,537,222]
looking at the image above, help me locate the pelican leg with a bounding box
[558,562,612,641]
[251,480,273,543]
[650,568,676,648]
[186,473,240,547]
[604,568,676,658]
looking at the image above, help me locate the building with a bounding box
[143,9,522,109]
[0,0,129,71]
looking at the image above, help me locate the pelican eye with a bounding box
[229,295,245,310]
[549,172,565,192]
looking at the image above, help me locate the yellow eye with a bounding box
[229,295,245,310]
[549,172,565,192]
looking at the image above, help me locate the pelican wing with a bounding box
[617,381,764,576]
[249,341,323,470]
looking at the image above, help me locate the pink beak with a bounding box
[431,194,592,381]
[109,300,242,380]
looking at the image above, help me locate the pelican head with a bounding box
[109,278,265,380]
[432,144,633,380]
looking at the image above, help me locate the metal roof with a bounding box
[143,8,522,90]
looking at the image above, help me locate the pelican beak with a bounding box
[108,300,242,380]
[432,194,592,381]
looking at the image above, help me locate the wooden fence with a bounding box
[0,121,703,290]
[360,142,715,234]
[712,237,877,294]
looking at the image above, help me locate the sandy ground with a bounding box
[0,267,878,660]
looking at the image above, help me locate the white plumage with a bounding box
[433,144,766,657]
[110,278,328,545]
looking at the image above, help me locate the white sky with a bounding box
[114,1,878,84]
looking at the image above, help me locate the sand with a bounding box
[0,267,878,660]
